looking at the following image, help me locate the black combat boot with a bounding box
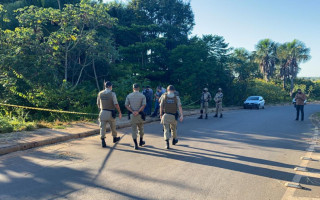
[198,110,203,119]
[220,114,223,118]
[165,140,170,149]
[139,137,145,146]
[214,114,218,118]
[133,139,139,150]
[205,114,208,119]
[172,138,179,145]
[113,136,121,143]
[101,138,107,148]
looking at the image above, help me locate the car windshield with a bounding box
[247,97,259,100]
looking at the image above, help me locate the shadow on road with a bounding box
[116,143,320,188]
[0,149,144,200]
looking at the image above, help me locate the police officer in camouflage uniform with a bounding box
[198,88,212,119]
[214,88,223,118]
[160,85,183,149]
[125,83,147,150]
[97,81,122,148]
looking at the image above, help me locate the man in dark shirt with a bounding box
[151,86,164,117]
[143,86,153,115]
[295,89,307,121]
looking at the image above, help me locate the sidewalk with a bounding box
[0,107,241,155]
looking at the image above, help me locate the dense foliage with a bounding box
[0,0,316,129]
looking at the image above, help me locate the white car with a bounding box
[243,96,265,109]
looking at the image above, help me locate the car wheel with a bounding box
[243,106,246,109]
[257,104,260,109]
[262,106,265,109]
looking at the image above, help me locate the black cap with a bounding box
[105,81,113,88]
[167,85,175,91]
[133,83,140,89]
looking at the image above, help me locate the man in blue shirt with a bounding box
[151,86,164,117]
[143,86,153,115]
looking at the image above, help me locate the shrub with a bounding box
[247,79,291,104]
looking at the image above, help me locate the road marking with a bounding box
[300,156,318,161]
[299,171,320,179]
[309,141,317,145]
[281,127,319,200]
[306,146,315,152]
[294,167,308,172]
[285,182,302,189]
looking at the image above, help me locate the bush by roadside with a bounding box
[0,114,36,133]
[0,108,97,133]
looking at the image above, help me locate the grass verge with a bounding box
[0,116,94,134]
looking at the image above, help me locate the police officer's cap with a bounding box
[204,88,208,91]
[105,81,113,87]
[218,88,222,91]
[133,83,140,89]
[167,85,175,91]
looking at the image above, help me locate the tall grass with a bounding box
[0,108,37,133]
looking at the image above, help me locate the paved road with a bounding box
[0,105,320,200]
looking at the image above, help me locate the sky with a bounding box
[105,0,320,77]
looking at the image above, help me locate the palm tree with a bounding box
[277,43,290,89]
[287,40,311,96]
[254,39,278,82]
[278,40,311,96]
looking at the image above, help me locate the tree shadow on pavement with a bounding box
[0,150,145,200]
[116,144,320,187]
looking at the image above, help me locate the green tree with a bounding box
[277,40,311,95]
[254,39,278,82]
[107,0,194,86]
[169,35,233,103]
[231,48,259,82]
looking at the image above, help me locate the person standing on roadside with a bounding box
[295,89,307,121]
[125,83,147,150]
[214,88,223,118]
[97,81,122,148]
[198,88,212,119]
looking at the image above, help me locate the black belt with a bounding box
[165,112,177,116]
[165,112,178,120]
[102,109,116,119]
[103,109,115,112]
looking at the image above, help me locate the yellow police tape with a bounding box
[184,99,200,107]
[0,103,98,116]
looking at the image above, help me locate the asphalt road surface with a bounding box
[1,105,320,200]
